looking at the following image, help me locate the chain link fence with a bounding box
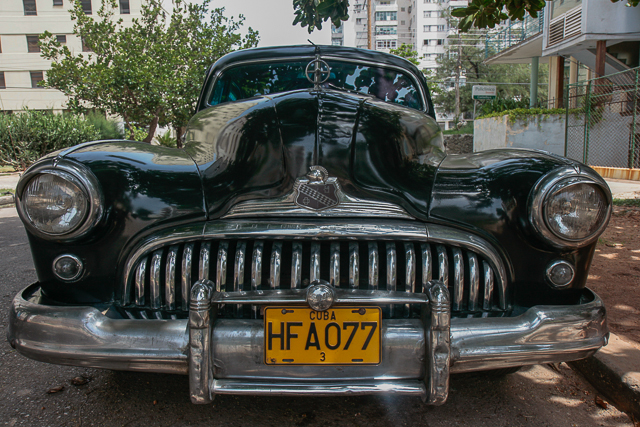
[566,67,640,169]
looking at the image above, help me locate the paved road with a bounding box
[0,206,633,426]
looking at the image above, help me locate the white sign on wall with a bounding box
[472,85,497,100]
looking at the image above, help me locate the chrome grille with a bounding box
[123,238,506,318]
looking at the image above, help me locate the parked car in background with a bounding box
[9,45,611,404]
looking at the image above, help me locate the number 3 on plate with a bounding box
[320,351,325,362]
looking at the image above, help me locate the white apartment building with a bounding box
[334,0,468,73]
[0,0,141,112]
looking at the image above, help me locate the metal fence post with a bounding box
[631,69,639,168]
[565,83,570,157]
[583,81,592,165]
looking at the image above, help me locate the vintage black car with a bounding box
[9,45,611,404]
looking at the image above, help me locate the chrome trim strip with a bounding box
[452,248,463,312]
[10,285,607,382]
[310,242,321,283]
[483,261,494,311]
[468,253,479,312]
[135,258,147,307]
[165,246,178,310]
[199,242,210,281]
[216,242,229,293]
[421,243,432,293]
[212,380,427,397]
[349,242,359,289]
[368,243,379,290]
[189,280,214,404]
[330,242,340,287]
[291,242,302,289]
[270,242,282,289]
[425,281,451,405]
[405,243,416,315]
[212,288,429,305]
[150,251,162,310]
[436,245,448,287]
[251,241,263,318]
[181,244,194,311]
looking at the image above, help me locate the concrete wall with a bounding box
[473,114,566,155]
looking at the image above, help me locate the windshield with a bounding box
[208,60,424,111]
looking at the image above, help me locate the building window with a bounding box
[56,35,67,44]
[437,25,445,31]
[81,0,92,14]
[376,26,397,35]
[437,39,444,45]
[376,40,397,49]
[0,72,5,89]
[82,37,92,52]
[23,0,37,15]
[356,18,363,24]
[423,25,430,32]
[401,7,405,11]
[119,0,130,14]
[424,11,431,17]
[423,39,429,45]
[53,0,63,5]
[30,71,44,88]
[332,39,343,46]
[27,35,40,53]
[400,20,405,25]
[375,11,397,21]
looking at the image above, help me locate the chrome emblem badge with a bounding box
[294,166,340,211]
[306,281,335,311]
[305,58,331,86]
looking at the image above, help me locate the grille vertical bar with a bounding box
[437,245,448,287]
[199,242,210,281]
[216,242,228,293]
[452,248,464,311]
[165,246,178,310]
[150,251,162,309]
[421,243,432,293]
[270,242,282,289]
[467,253,479,312]
[310,243,321,283]
[404,243,416,316]
[368,242,379,290]
[386,243,397,317]
[234,242,246,315]
[483,261,494,311]
[181,243,193,311]
[135,258,147,306]
[349,242,359,289]
[330,242,340,287]
[251,241,263,319]
[291,242,302,289]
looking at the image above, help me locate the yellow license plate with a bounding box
[264,306,381,365]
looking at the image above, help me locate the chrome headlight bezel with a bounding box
[16,159,104,240]
[529,166,611,248]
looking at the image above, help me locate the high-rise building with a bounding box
[0,0,142,112]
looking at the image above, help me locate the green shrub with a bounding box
[0,110,100,171]
[155,131,176,148]
[480,98,531,116]
[85,111,124,140]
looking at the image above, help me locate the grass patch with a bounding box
[0,166,16,174]
[0,188,14,194]
[443,123,474,135]
[613,198,640,207]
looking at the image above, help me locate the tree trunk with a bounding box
[144,115,159,143]
[175,126,186,149]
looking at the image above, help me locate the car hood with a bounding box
[184,89,445,219]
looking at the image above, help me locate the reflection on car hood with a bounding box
[184,89,445,219]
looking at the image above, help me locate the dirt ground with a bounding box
[588,204,640,346]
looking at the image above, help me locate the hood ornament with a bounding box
[294,166,340,211]
[305,56,331,90]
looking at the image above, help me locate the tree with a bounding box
[389,44,420,66]
[428,32,547,119]
[40,0,258,145]
[292,0,349,33]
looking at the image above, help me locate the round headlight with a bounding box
[545,182,608,241]
[23,172,89,235]
[530,168,611,248]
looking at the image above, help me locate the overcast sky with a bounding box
[210,0,332,47]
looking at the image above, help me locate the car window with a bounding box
[209,60,423,111]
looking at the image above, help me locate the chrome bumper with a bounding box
[8,282,608,404]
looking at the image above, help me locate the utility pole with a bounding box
[367,0,372,49]
[454,31,462,123]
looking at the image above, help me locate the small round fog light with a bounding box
[546,260,575,288]
[53,254,83,281]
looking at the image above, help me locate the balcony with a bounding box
[485,10,544,60]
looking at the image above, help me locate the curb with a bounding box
[569,333,640,420]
